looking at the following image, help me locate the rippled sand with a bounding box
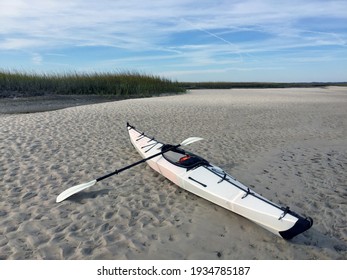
[0,87,346,259]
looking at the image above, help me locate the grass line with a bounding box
[0,70,185,98]
[1,70,346,99]
[180,81,347,89]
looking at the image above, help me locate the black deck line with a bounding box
[201,165,285,213]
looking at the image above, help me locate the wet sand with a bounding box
[0,94,128,114]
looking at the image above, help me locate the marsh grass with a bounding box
[1,70,345,99]
[0,70,184,98]
[180,81,346,89]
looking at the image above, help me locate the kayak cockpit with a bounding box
[161,144,210,170]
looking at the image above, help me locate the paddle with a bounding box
[56,137,203,203]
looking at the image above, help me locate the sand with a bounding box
[0,87,346,260]
[0,94,127,114]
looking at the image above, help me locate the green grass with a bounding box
[1,70,346,99]
[0,70,185,98]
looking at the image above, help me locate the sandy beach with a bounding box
[0,87,346,260]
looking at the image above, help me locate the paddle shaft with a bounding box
[96,144,180,182]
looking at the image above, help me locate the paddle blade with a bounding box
[56,179,97,203]
[180,137,204,146]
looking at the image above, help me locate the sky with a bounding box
[0,0,346,82]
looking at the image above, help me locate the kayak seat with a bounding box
[162,144,210,170]
[179,155,191,163]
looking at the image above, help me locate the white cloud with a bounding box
[31,53,42,65]
[1,0,346,50]
[0,38,43,49]
[0,0,346,81]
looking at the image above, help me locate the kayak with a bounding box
[127,123,313,240]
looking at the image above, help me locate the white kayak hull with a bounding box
[127,123,313,239]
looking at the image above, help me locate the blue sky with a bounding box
[0,0,346,82]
